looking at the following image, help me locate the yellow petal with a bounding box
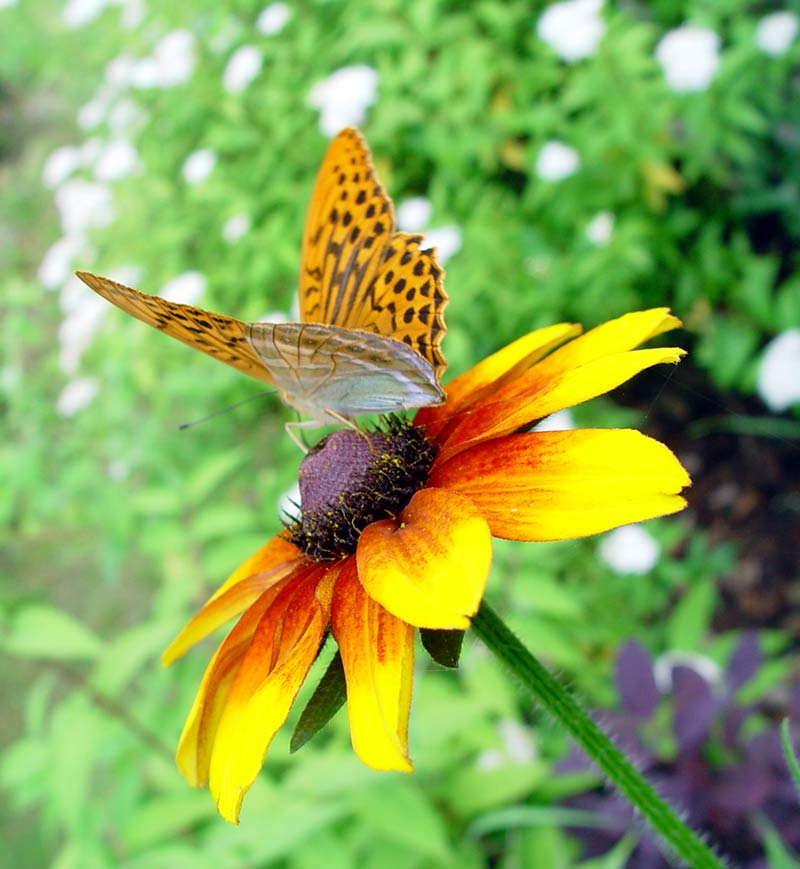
[356,488,492,630]
[430,430,690,541]
[331,559,414,772]
[209,564,338,824]
[163,559,301,666]
[208,534,300,603]
[438,346,685,462]
[175,573,295,787]
[416,323,580,438]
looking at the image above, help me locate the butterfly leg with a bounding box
[284,420,315,453]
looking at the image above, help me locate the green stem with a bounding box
[470,601,727,869]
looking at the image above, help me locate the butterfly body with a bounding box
[75,128,448,430]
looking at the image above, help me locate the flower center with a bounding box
[288,418,436,562]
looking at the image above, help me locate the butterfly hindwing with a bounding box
[298,128,448,378]
[74,271,275,385]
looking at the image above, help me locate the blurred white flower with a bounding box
[422,225,461,265]
[93,139,140,181]
[55,178,114,235]
[475,749,504,771]
[756,329,800,411]
[223,44,263,94]
[656,26,720,93]
[107,459,130,481]
[0,0,19,8]
[107,98,145,134]
[182,148,216,184]
[62,0,110,28]
[42,145,82,189]
[258,308,291,323]
[498,719,537,764]
[38,237,84,289]
[105,53,135,88]
[586,210,615,245]
[537,0,605,63]
[58,294,108,373]
[535,140,581,181]
[278,482,301,521]
[755,11,799,57]
[80,138,104,164]
[396,196,432,232]
[534,408,575,431]
[598,524,661,575]
[308,65,379,137]
[77,93,109,129]
[119,0,144,29]
[132,30,195,89]
[105,263,143,287]
[257,2,290,35]
[222,213,251,242]
[161,271,206,305]
[56,377,99,416]
[653,651,722,693]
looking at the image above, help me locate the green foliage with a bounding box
[2,0,798,866]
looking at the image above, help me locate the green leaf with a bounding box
[781,718,800,801]
[420,628,464,668]
[290,651,346,753]
[1,604,102,661]
[184,449,246,505]
[666,578,716,651]
[121,792,218,850]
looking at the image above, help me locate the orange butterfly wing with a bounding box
[298,128,448,379]
[74,271,275,385]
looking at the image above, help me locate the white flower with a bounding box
[38,237,84,289]
[655,26,720,93]
[161,271,206,305]
[535,140,581,181]
[755,11,799,57]
[58,294,108,373]
[107,98,145,134]
[104,53,136,88]
[422,225,461,265]
[307,65,379,137]
[107,459,130,481]
[0,0,19,8]
[223,44,263,94]
[119,0,144,29]
[534,408,575,431]
[653,651,721,693]
[756,329,800,411]
[133,30,195,89]
[586,210,615,245]
[62,0,109,28]
[105,264,143,287]
[77,93,109,130]
[498,719,536,764]
[222,213,251,243]
[42,146,83,189]
[93,140,140,181]
[257,2,290,35]
[537,0,605,63]
[55,179,114,235]
[80,138,104,164]
[182,148,216,184]
[278,482,301,521]
[396,196,432,232]
[475,749,504,771]
[598,524,661,575]
[56,377,99,416]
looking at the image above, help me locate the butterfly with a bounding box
[76,128,447,443]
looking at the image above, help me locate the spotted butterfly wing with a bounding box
[299,128,447,379]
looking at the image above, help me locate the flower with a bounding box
[756,328,800,411]
[42,145,83,190]
[535,140,581,181]
[54,178,114,236]
[163,308,690,823]
[182,149,216,184]
[585,210,614,245]
[655,26,721,93]
[161,271,206,305]
[223,45,262,94]
[93,139,140,182]
[755,11,799,57]
[307,65,379,137]
[536,0,605,63]
[132,30,196,89]
[396,197,433,233]
[256,2,290,35]
[221,213,251,243]
[598,523,661,574]
[56,377,99,416]
[422,225,462,265]
[62,0,110,28]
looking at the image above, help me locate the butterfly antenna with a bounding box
[179,390,277,430]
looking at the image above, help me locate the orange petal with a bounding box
[416,322,580,438]
[163,558,302,666]
[436,309,684,460]
[331,559,414,772]
[174,569,297,787]
[429,430,690,541]
[356,488,492,630]
[208,562,339,824]
[208,534,301,603]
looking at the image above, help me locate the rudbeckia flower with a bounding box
[163,308,690,823]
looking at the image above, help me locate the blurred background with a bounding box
[2,1,799,866]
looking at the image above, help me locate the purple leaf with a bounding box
[725,631,761,694]
[672,665,719,751]
[616,641,660,720]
